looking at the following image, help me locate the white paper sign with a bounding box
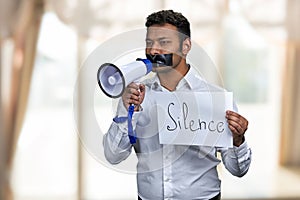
[153,92,233,147]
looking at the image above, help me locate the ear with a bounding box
[181,38,191,56]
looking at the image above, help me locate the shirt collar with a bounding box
[149,65,204,91]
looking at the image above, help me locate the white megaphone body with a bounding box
[97,58,152,98]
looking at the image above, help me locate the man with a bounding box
[103,10,251,200]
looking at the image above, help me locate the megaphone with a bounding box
[97,58,152,98]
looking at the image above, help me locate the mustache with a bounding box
[146,54,173,67]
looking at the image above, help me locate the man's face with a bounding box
[145,23,184,72]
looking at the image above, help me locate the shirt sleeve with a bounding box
[103,100,142,164]
[218,141,252,177]
[217,100,252,177]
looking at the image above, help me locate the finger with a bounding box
[226,110,241,117]
[132,100,141,105]
[128,98,141,106]
[228,116,248,135]
[123,93,132,100]
[126,87,140,96]
[226,111,248,128]
[139,84,145,93]
[123,93,139,104]
[122,93,132,107]
[226,110,242,120]
[127,82,139,90]
[130,93,140,101]
[228,124,239,135]
[138,84,146,101]
[227,120,244,135]
[226,115,243,127]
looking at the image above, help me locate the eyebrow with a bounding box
[145,37,171,41]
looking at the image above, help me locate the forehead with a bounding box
[146,24,179,39]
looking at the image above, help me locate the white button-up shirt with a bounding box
[103,66,252,200]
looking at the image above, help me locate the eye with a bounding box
[159,40,171,46]
[146,40,153,47]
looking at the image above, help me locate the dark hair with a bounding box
[145,10,190,39]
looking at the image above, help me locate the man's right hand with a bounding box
[122,83,145,111]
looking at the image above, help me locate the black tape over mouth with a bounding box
[146,54,173,67]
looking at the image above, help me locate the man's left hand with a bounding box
[226,110,248,147]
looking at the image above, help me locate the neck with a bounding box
[158,62,189,91]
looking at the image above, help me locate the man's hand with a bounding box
[226,110,248,147]
[122,83,145,111]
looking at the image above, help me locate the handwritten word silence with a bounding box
[166,102,225,133]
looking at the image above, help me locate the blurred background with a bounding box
[1,0,300,199]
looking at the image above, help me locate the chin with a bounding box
[152,65,173,73]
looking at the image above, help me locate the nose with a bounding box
[149,42,161,55]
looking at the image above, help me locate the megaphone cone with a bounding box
[97,58,152,98]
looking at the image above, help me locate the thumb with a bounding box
[139,84,145,93]
[139,84,146,103]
